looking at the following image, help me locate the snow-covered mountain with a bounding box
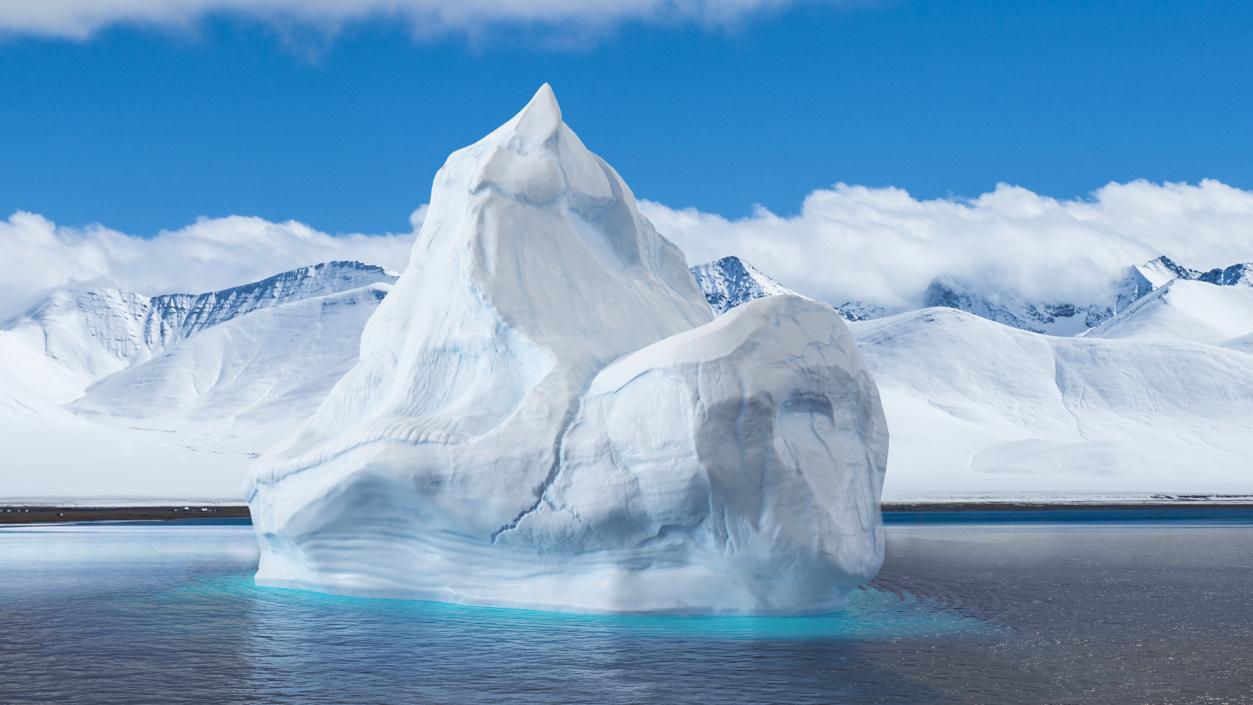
[2,260,394,393]
[1086,279,1253,344]
[920,279,1108,336]
[923,256,1253,336]
[854,307,1253,499]
[6,230,1251,504]
[697,252,1253,339]
[690,256,798,314]
[863,254,1253,497]
[689,256,892,322]
[4,163,1253,511]
[0,261,395,499]
[1131,255,1201,289]
[834,300,893,322]
[1199,262,1253,287]
[72,283,389,423]
[682,254,1253,499]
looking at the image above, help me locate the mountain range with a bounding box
[698,254,1253,499]
[912,256,1251,336]
[2,249,1251,501]
[0,261,395,499]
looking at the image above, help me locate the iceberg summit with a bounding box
[245,85,889,614]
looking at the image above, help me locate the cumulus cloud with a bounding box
[0,0,835,41]
[642,179,1253,308]
[4,178,1252,323]
[0,211,416,321]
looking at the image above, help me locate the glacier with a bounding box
[244,85,888,614]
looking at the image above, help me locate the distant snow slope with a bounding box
[1086,279,1253,344]
[4,288,158,391]
[74,284,389,424]
[852,308,1253,499]
[0,261,395,500]
[1225,332,1253,355]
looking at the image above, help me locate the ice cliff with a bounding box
[245,85,889,614]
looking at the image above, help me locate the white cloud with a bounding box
[0,0,835,41]
[0,211,416,321]
[4,178,1252,323]
[642,179,1253,308]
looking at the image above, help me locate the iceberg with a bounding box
[245,85,888,614]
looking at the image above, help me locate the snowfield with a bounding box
[0,262,395,499]
[854,308,1253,499]
[1084,279,1253,344]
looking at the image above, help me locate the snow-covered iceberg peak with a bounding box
[255,83,712,478]
[246,85,888,614]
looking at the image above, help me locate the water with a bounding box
[1,512,1251,704]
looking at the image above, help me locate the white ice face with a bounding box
[245,85,890,615]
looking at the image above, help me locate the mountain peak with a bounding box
[500,83,563,145]
[263,79,715,482]
[690,256,798,315]
[1132,255,1201,289]
[4,261,397,387]
[1199,262,1253,287]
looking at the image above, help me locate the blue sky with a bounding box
[1,0,1251,236]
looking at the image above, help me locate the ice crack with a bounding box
[490,391,588,543]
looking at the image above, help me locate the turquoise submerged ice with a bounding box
[245,85,889,614]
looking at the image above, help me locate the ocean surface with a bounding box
[1,510,1251,704]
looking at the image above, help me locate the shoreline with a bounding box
[0,505,251,524]
[3,499,1253,524]
[881,500,1253,512]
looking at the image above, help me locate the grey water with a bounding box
[2,511,1252,704]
